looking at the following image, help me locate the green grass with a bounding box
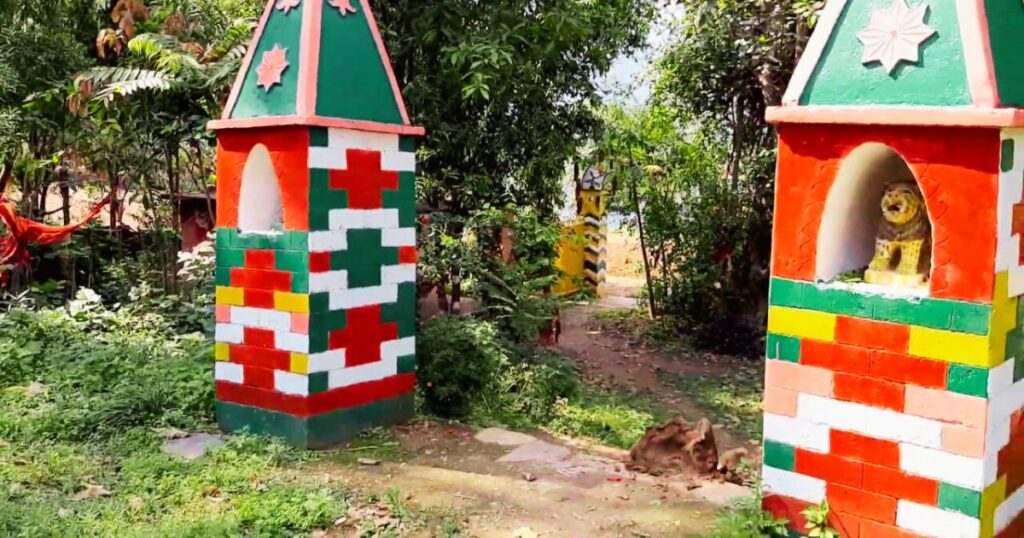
[657,369,764,442]
[0,302,462,537]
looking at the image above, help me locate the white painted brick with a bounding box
[308,146,347,170]
[215,323,244,344]
[900,444,985,490]
[307,350,346,373]
[761,466,825,504]
[381,228,416,247]
[327,352,398,389]
[274,371,309,396]
[997,237,1021,273]
[308,230,348,251]
[259,309,292,332]
[309,270,348,293]
[230,306,261,328]
[381,337,415,360]
[989,416,1011,457]
[990,378,1024,429]
[996,478,1024,533]
[214,362,244,384]
[799,394,942,448]
[381,264,416,285]
[381,152,416,172]
[985,450,1001,487]
[990,358,1017,397]
[763,413,830,453]
[276,332,310,354]
[330,285,398,310]
[897,500,980,538]
[329,209,399,231]
[328,128,399,152]
[1010,266,1024,298]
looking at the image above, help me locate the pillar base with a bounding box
[216,392,414,449]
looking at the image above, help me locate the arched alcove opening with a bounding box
[815,143,931,288]
[237,144,284,232]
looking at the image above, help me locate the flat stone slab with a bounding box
[497,440,571,464]
[692,481,751,507]
[162,433,225,461]
[475,428,537,447]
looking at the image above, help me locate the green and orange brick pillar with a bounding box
[208,0,424,448]
[761,1,1024,536]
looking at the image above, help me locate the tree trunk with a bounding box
[630,169,658,318]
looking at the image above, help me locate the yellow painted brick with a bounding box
[980,475,1006,538]
[766,306,837,342]
[216,286,245,306]
[909,326,997,368]
[274,292,310,314]
[290,353,309,375]
[990,272,1018,370]
[215,343,230,362]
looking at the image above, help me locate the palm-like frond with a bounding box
[76,66,174,101]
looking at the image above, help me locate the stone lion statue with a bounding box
[865,182,931,285]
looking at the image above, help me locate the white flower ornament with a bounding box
[856,0,937,74]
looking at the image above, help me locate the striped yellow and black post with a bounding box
[579,166,608,297]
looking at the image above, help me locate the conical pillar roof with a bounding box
[770,0,1024,127]
[210,0,423,135]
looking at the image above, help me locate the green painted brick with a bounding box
[828,289,874,319]
[938,482,981,517]
[216,229,237,249]
[309,331,329,354]
[290,271,309,294]
[275,250,309,273]
[763,440,795,472]
[949,302,993,335]
[399,136,417,153]
[1014,353,1024,383]
[397,354,416,374]
[769,278,804,308]
[310,293,331,314]
[310,127,329,148]
[382,283,416,338]
[766,334,801,362]
[215,267,232,287]
[947,364,989,397]
[309,372,329,394]
[1003,139,1016,173]
[286,231,308,251]
[310,310,346,333]
[216,247,246,269]
[234,232,286,250]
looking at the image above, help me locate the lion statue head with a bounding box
[880,182,925,226]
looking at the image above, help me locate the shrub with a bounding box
[417,315,506,418]
[476,345,582,426]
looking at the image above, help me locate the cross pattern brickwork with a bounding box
[214,126,418,448]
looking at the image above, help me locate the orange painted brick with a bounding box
[764,386,799,417]
[904,385,987,428]
[795,449,863,487]
[800,340,871,375]
[399,246,418,264]
[869,351,948,389]
[861,464,938,506]
[291,313,309,335]
[827,483,898,524]
[860,520,925,538]
[835,317,911,352]
[765,359,833,396]
[244,288,275,309]
[831,430,900,468]
[942,426,986,458]
[834,373,905,412]
[831,512,862,538]
[244,249,276,270]
[243,327,275,349]
[763,494,810,533]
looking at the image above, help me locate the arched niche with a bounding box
[815,143,932,287]
[237,144,284,232]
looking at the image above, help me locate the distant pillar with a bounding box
[209,0,424,448]
[579,166,608,297]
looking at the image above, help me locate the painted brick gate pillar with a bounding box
[208,0,424,449]
[761,1,1024,537]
